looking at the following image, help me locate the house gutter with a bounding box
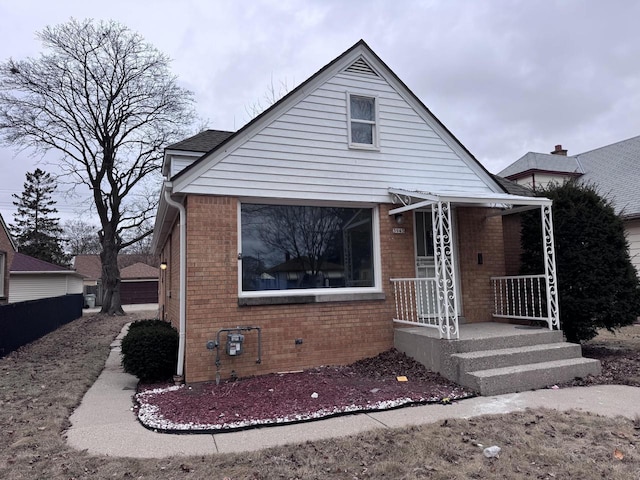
[163,182,187,379]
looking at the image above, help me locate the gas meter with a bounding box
[226,333,244,356]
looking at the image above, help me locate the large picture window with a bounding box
[241,204,375,292]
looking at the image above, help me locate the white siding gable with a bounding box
[174,47,501,203]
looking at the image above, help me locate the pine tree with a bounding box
[11,169,69,266]
[520,181,640,343]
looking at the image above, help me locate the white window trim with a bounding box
[237,200,383,298]
[346,92,380,150]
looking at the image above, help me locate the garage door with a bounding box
[120,281,158,304]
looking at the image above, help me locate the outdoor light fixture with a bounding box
[395,213,404,225]
[160,262,167,270]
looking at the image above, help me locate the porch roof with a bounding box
[388,187,551,215]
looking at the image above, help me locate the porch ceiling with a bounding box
[388,187,551,215]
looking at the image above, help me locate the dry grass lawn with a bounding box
[1,314,640,479]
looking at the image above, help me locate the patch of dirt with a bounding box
[563,344,640,387]
[136,349,474,432]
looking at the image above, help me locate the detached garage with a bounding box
[120,262,159,304]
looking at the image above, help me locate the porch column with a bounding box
[541,204,560,329]
[432,201,459,339]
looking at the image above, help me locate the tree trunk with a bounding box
[100,225,125,315]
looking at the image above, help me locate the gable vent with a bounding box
[344,58,379,77]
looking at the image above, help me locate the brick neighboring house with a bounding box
[73,254,159,306]
[499,137,640,273]
[0,213,17,305]
[151,41,579,386]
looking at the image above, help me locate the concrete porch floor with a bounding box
[397,321,556,341]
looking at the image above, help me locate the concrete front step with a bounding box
[451,342,583,377]
[451,328,564,353]
[465,357,602,396]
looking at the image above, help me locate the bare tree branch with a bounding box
[0,18,195,314]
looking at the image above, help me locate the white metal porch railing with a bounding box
[491,274,553,328]
[391,277,440,328]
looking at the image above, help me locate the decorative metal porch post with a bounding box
[432,201,459,339]
[541,204,560,329]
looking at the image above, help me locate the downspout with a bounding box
[163,182,187,379]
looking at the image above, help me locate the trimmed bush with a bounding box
[121,320,178,382]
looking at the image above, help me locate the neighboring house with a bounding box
[9,252,83,303]
[152,40,598,392]
[499,137,640,272]
[0,213,17,305]
[73,254,159,305]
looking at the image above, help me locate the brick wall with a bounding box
[502,213,523,276]
[0,222,15,304]
[159,197,510,383]
[169,196,417,383]
[159,222,181,330]
[456,207,506,323]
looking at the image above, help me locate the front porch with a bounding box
[394,322,601,396]
[387,188,599,395]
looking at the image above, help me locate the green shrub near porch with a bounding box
[121,319,178,382]
[521,181,640,343]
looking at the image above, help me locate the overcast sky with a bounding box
[1,0,639,223]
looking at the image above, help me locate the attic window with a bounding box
[347,93,378,149]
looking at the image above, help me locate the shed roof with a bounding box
[73,254,160,281]
[11,252,74,273]
[120,262,159,280]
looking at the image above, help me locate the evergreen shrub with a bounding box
[121,320,178,382]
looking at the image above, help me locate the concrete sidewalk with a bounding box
[66,326,640,459]
[82,303,159,316]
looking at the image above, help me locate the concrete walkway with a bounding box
[66,326,640,458]
[82,303,159,316]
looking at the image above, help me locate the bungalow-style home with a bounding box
[73,254,159,305]
[0,213,17,305]
[152,40,600,395]
[9,252,84,303]
[499,137,640,273]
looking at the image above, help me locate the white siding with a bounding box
[170,155,199,178]
[67,275,84,294]
[8,274,81,303]
[179,71,498,203]
[626,219,640,273]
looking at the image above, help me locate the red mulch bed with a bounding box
[135,349,474,433]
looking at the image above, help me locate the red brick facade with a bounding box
[502,214,524,275]
[160,196,511,383]
[0,216,15,304]
[456,208,506,323]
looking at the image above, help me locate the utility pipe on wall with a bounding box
[163,182,187,378]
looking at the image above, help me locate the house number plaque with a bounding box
[392,227,406,234]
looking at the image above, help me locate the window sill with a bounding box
[348,143,380,151]
[238,291,386,307]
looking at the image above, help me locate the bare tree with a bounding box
[0,19,195,314]
[64,219,101,255]
[244,75,293,119]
